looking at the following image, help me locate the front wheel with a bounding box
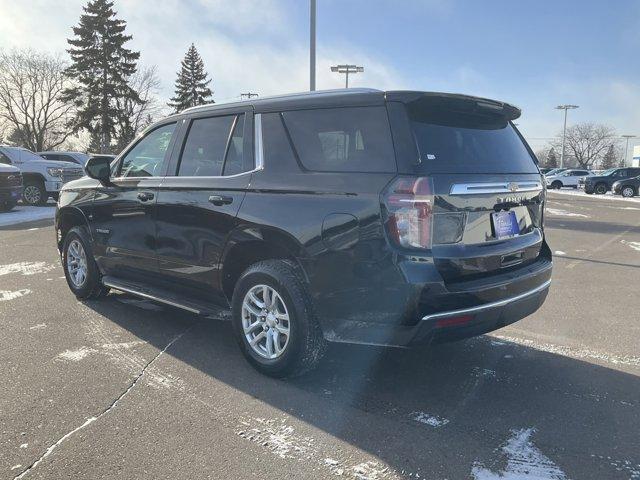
[622,186,636,198]
[595,183,607,195]
[231,260,326,377]
[551,181,562,190]
[0,200,16,212]
[22,181,48,206]
[62,226,109,299]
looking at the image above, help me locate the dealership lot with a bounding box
[1,192,639,480]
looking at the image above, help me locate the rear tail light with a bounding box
[382,176,434,250]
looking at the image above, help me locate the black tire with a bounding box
[62,226,109,299]
[595,183,607,195]
[621,186,636,198]
[22,180,48,206]
[231,259,326,378]
[551,181,562,190]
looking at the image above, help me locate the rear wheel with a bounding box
[231,260,326,377]
[22,180,47,206]
[622,186,636,198]
[551,181,562,189]
[595,183,607,195]
[0,200,16,212]
[62,226,109,299]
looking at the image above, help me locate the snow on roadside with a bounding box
[0,289,31,301]
[0,204,55,227]
[411,411,450,428]
[0,262,57,276]
[471,428,567,480]
[545,208,588,218]
[548,189,640,204]
[621,240,640,252]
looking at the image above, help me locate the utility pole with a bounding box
[310,0,316,91]
[621,135,636,167]
[240,92,259,100]
[556,105,579,168]
[330,64,364,88]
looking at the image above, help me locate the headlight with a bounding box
[47,167,64,177]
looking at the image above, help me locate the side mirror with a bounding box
[85,155,112,184]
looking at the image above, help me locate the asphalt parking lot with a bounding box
[1,191,639,480]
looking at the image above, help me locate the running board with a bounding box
[102,276,231,319]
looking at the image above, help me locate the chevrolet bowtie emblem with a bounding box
[508,182,519,193]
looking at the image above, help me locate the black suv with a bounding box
[583,167,640,194]
[55,89,552,376]
[0,163,23,211]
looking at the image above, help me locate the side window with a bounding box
[222,114,247,176]
[618,170,628,178]
[178,116,234,177]
[282,106,396,172]
[119,123,176,178]
[0,150,11,165]
[262,113,298,173]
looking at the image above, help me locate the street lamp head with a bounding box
[621,134,637,139]
[556,105,579,110]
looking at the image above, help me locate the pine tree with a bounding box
[64,0,141,153]
[546,148,558,168]
[601,145,616,169]
[168,44,213,113]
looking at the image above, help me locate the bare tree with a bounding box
[551,123,619,169]
[114,65,164,152]
[0,49,75,151]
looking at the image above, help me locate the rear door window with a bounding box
[407,103,538,174]
[282,106,396,173]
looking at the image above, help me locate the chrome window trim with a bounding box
[450,181,543,195]
[422,279,551,322]
[254,113,264,170]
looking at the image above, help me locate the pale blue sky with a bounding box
[1,0,639,154]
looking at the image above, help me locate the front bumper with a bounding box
[45,180,64,193]
[0,185,23,202]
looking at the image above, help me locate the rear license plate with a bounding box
[492,210,520,239]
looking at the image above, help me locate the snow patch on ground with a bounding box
[411,411,450,428]
[553,251,566,256]
[57,346,96,362]
[472,428,567,479]
[621,240,640,252]
[491,334,640,368]
[473,367,497,378]
[0,205,55,227]
[549,189,640,204]
[352,461,390,479]
[0,289,31,301]
[0,261,56,276]
[29,323,46,331]
[236,417,315,459]
[100,341,145,350]
[545,208,588,218]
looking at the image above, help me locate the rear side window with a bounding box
[0,150,10,165]
[282,106,396,173]
[407,103,538,174]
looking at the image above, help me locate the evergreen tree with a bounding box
[601,145,617,169]
[64,0,141,153]
[168,44,213,113]
[546,148,558,168]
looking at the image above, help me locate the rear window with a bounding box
[282,106,396,173]
[407,103,538,174]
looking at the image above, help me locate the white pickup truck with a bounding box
[0,145,84,205]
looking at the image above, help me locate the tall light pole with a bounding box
[310,0,316,91]
[621,135,636,166]
[556,104,579,168]
[330,64,364,88]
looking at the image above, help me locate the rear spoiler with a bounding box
[385,91,521,121]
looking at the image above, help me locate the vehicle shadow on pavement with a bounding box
[84,294,640,479]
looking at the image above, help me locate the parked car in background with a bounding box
[583,167,640,194]
[55,89,552,377]
[539,167,553,175]
[0,145,84,206]
[545,169,591,189]
[39,151,90,166]
[612,175,640,197]
[0,163,23,212]
[544,168,568,177]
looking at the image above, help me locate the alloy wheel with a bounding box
[67,239,88,288]
[241,284,291,359]
[622,187,635,198]
[23,185,42,205]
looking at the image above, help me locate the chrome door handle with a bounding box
[208,195,233,206]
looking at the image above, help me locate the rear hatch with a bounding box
[384,93,545,282]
